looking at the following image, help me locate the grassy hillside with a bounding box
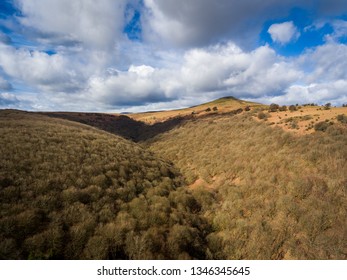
[145,112,347,259]
[0,110,209,259]
[130,96,260,124]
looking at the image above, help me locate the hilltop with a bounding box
[129,96,260,124]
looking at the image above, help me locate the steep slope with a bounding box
[0,110,209,260]
[145,112,347,259]
[42,112,146,141]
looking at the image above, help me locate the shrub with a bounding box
[257,112,268,120]
[314,121,330,132]
[336,114,347,124]
[269,103,280,112]
[233,108,243,114]
[324,103,331,110]
[279,106,287,112]
[290,121,299,129]
[289,105,297,112]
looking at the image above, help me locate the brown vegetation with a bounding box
[145,112,347,259]
[1,97,346,260]
[0,110,208,259]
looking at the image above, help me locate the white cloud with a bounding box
[85,61,189,108]
[14,0,128,50]
[1,35,347,110]
[128,65,155,77]
[268,21,300,45]
[180,43,302,97]
[299,43,347,82]
[0,0,346,110]
[180,45,243,93]
[267,80,347,105]
[266,42,347,105]
[86,40,347,109]
[0,44,85,92]
[0,41,117,94]
[224,46,302,96]
[4,36,347,110]
[83,43,303,109]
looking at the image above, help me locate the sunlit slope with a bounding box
[0,110,208,260]
[254,105,347,135]
[130,96,261,124]
[145,112,347,259]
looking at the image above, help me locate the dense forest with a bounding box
[0,105,346,259]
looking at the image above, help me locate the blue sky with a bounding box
[0,0,347,112]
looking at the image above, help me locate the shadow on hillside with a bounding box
[42,109,245,142]
[42,112,191,142]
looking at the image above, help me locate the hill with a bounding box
[41,96,259,142]
[42,98,347,140]
[0,110,208,259]
[145,110,347,259]
[129,96,260,124]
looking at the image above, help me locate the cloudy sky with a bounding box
[0,0,347,112]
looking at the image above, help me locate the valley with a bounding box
[1,97,346,259]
